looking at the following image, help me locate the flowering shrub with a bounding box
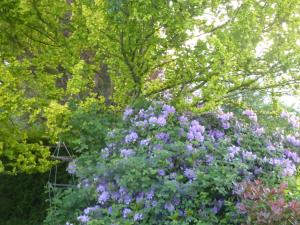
[235,180,300,225]
[45,103,300,225]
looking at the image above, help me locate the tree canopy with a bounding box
[1,0,300,173]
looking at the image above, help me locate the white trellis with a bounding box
[47,141,76,208]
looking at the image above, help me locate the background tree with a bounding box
[1,0,300,173]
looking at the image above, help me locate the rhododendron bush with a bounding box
[45,103,300,225]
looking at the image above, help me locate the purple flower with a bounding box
[227,146,240,159]
[286,135,300,147]
[266,143,276,152]
[135,120,148,127]
[187,120,205,142]
[281,111,290,118]
[140,138,151,146]
[101,147,110,159]
[84,205,100,215]
[123,194,133,205]
[212,199,224,214]
[158,169,166,176]
[284,150,300,163]
[206,154,214,165]
[134,213,143,221]
[98,191,110,204]
[125,131,138,143]
[120,149,135,158]
[222,122,230,130]
[184,168,197,180]
[162,104,176,115]
[146,189,155,200]
[156,116,167,126]
[77,215,89,223]
[242,151,257,160]
[194,132,204,142]
[164,202,175,212]
[186,144,194,152]
[122,208,132,218]
[156,132,169,142]
[96,183,107,193]
[218,112,234,122]
[66,161,76,174]
[179,115,189,125]
[149,116,158,123]
[253,127,264,136]
[243,109,257,122]
[111,192,121,201]
[123,107,134,120]
[209,130,224,139]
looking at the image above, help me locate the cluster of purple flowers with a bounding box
[125,131,138,143]
[243,109,257,122]
[72,104,300,225]
[281,111,300,129]
[187,120,205,142]
[218,111,234,129]
[286,135,300,147]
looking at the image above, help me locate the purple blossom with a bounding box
[140,138,151,146]
[101,147,110,159]
[206,154,214,165]
[146,189,155,200]
[111,192,121,201]
[123,194,133,205]
[156,116,167,126]
[212,199,224,214]
[281,111,290,119]
[66,161,76,174]
[98,191,110,204]
[123,107,134,120]
[77,215,89,223]
[96,183,107,193]
[84,205,100,215]
[286,135,300,147]
[268,158,297,176]
[135,120,148,127]
[179,115,189,125]
[134,213,143,221]
[122,208,132,218]
[184,168,197,180]
[149,116,158,124]
[162,104,176,115]
[243,109,257,122]
[218,111,234,122]
[222,122,231,130]
[120,149,135,158]
[187,120,205,142]
[156,132,169,142]
[253,127,264,136]
[154,144,163,151]
[164,202,175,212]
[284,150,300,163]
[209,130,224,139]
[125,131,138,143]
[158,169,166,176]
[242,151,257,160]
[266,143,276,152]
[186,144,194,152]
[227,146,240,159]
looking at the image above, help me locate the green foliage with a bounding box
[0,173,49,225]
